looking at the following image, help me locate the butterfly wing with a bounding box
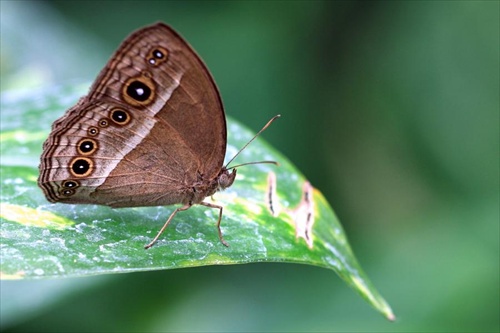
[38,23,226,207]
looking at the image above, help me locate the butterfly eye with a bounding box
[87,127,99,136]
[146,47,168,66]
[122,76,156,106]
[110,109,131,125]
[69,157,93,177]
[61,189,75,196]
[98,119,109,128]
[62,180,79,188]
[77,138,98,155]
[126,80,151,102]
[153,49,165,59]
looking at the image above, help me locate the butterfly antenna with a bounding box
[225,114,281,169]
[227,160,279,170]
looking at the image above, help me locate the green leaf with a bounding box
[0,85,395,321]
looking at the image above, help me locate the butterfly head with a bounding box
[217,168,237,191]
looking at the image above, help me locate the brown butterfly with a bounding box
[38,22,278,249]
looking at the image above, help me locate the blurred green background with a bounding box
[1,0,498,332]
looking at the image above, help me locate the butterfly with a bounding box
[38,23,278,249]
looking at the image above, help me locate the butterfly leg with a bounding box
[200,201,229,247]
[144,203,191,249]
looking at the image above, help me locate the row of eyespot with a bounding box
[60,46,169,196]
[60,109,132,196]
[121,47,168,106]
